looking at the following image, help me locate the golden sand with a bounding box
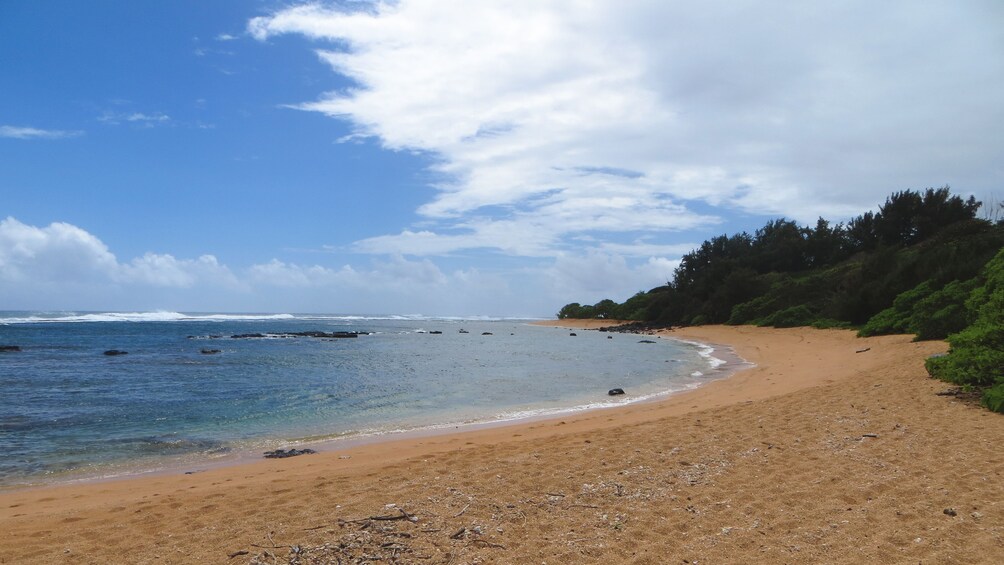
[2,324,1001,564]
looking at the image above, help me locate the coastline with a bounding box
[4,324,1002,564]
[0,321,735,491]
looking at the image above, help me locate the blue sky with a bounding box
[2,1,1002,316]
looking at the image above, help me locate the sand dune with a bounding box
[2,325,1001,564]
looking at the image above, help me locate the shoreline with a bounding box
[1,321,743,492]
[4,324,1001,564]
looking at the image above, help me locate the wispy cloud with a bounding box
[0,125,83,140]
[98,111,171,126]
[250,1,1003,260]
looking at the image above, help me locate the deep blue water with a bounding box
[0,311,726,487]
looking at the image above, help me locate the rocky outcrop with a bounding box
[230,331,367,339]
[263,448,317,459]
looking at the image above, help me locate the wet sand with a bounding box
[2,324,1001,564]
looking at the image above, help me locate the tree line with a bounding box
[557,187,1004,412]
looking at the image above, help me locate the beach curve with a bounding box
[2,324,1001,564]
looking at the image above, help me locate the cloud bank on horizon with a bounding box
[2,1,1002,315]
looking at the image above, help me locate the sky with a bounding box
[2,1,1002,317]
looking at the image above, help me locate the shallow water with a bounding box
[0,312,724,486]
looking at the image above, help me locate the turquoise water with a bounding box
[0,312,728,487]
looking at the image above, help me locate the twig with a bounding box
[452,503,470,517]
[469,539,507,549]
[344,507,417,524]
[250,531,289,549]
[228,550,249,559]
[450,527,467,539]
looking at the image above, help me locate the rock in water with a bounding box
[103,349,128,356]
[608,388,625,396]
[638,339,656,344]
[0,345,21,352]
[200,348,222,355]
[263,448,317,459]
[569,332,577,336]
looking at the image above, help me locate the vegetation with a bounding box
[925,248,1004,411]
[557,187,1004,412]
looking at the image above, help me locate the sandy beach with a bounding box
[2,324,1001,564]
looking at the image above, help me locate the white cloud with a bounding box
[0,217,670,315]
[545,251,678,302]
[0,125,83,140]
[98,111,171,126]
[119,253,242,288]
[0,217,239,291]
[249,255,447,290]
[250,0,1004,258]
[0,217,117,282]
[248,259,353,287]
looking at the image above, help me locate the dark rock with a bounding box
[638,339,656,344]
[459,329,469,333]
[103,349,128,356]
[290,331,361,338]
[263,448,317,459]
[944,508,958,517]
[429,330,443,334]
[200,348,222,355]
[608,388,626,396]
[230,331,367,339]
[569,332,577,337]
[0,345,21,352]
[607,336,613,339]
[482,332,493,335]
[596,322,673,334]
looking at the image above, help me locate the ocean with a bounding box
[0,311,730,488]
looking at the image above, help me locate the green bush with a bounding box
[810,318,853,330]
[982,384,1004,413]
[909,278,979,340]
[758,305,816,328]
[926,249,1004,402]
[858,280,935,337]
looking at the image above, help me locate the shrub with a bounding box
[811,318,853,330]
[858,280,934,337]
[982,384,1004,413]
[909,278,979,340]
[926,248,1004,401]
[758,305,816,328]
